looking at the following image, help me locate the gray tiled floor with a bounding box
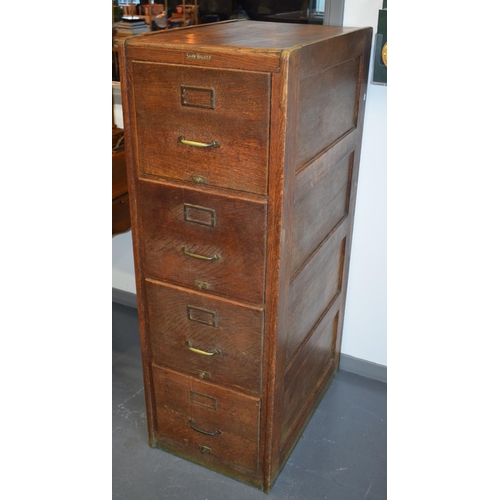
[113,302,387,500]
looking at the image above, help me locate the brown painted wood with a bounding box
[119,20,372,493]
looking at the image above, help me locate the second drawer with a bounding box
[145,279,264,396]
[138,179,267,304]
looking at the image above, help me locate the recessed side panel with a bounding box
[291,151,354,276]
[295,56,361,169]
[285,234,346,366]
[281,307,340,441]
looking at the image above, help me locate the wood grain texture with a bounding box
[137,178,267,304]
[281,306,339,441]
[127,21,359,50]
[145,279,264,396]
[125,44,282,74]
[259,49,298,491]
[123,21,364,73]
[131,62,270,195]
[152,364,261,471]
[119,22,373,493]
[275,31,372,476]
[291,151,353,276]
[286,233,346,366]
[295,56,361,169]
[119,47,159,449]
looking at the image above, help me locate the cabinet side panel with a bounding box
[295,56,361,169]
[286,233,346,366]
[278,27,373,469]
[281,305,339,440]
[291,151,354,276]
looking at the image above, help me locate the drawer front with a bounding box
[145,280,264,396]
[152,364,261,472]
[138,180,267,304]
[131,62,270,195]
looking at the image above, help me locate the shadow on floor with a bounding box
[112,302,387,500]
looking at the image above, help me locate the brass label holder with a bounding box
[184,203,216,227]
[187,305,218,327]
[181,85,215,109]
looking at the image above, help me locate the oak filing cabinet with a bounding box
[120,20,372,492]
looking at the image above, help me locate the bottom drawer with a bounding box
[151,364,261,472]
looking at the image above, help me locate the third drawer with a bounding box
[145,279,264,396]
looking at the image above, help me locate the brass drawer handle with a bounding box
[189,419,221,436]
[182,246,220,261]
[178,136,220,148]
[186,340,221,356]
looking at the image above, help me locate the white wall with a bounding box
[338,0,387,366]
[112,0,387,366]
[112,97,137,295]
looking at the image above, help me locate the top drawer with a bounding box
[130,62,271,195]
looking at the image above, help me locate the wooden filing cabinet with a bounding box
[120,20,372,492]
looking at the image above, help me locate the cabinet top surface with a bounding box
[124,20,368,52]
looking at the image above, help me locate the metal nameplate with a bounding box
[185,53,212,61]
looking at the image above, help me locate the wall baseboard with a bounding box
[112,288,387,384]
[339,353,386,383]
[112,287,137,309]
